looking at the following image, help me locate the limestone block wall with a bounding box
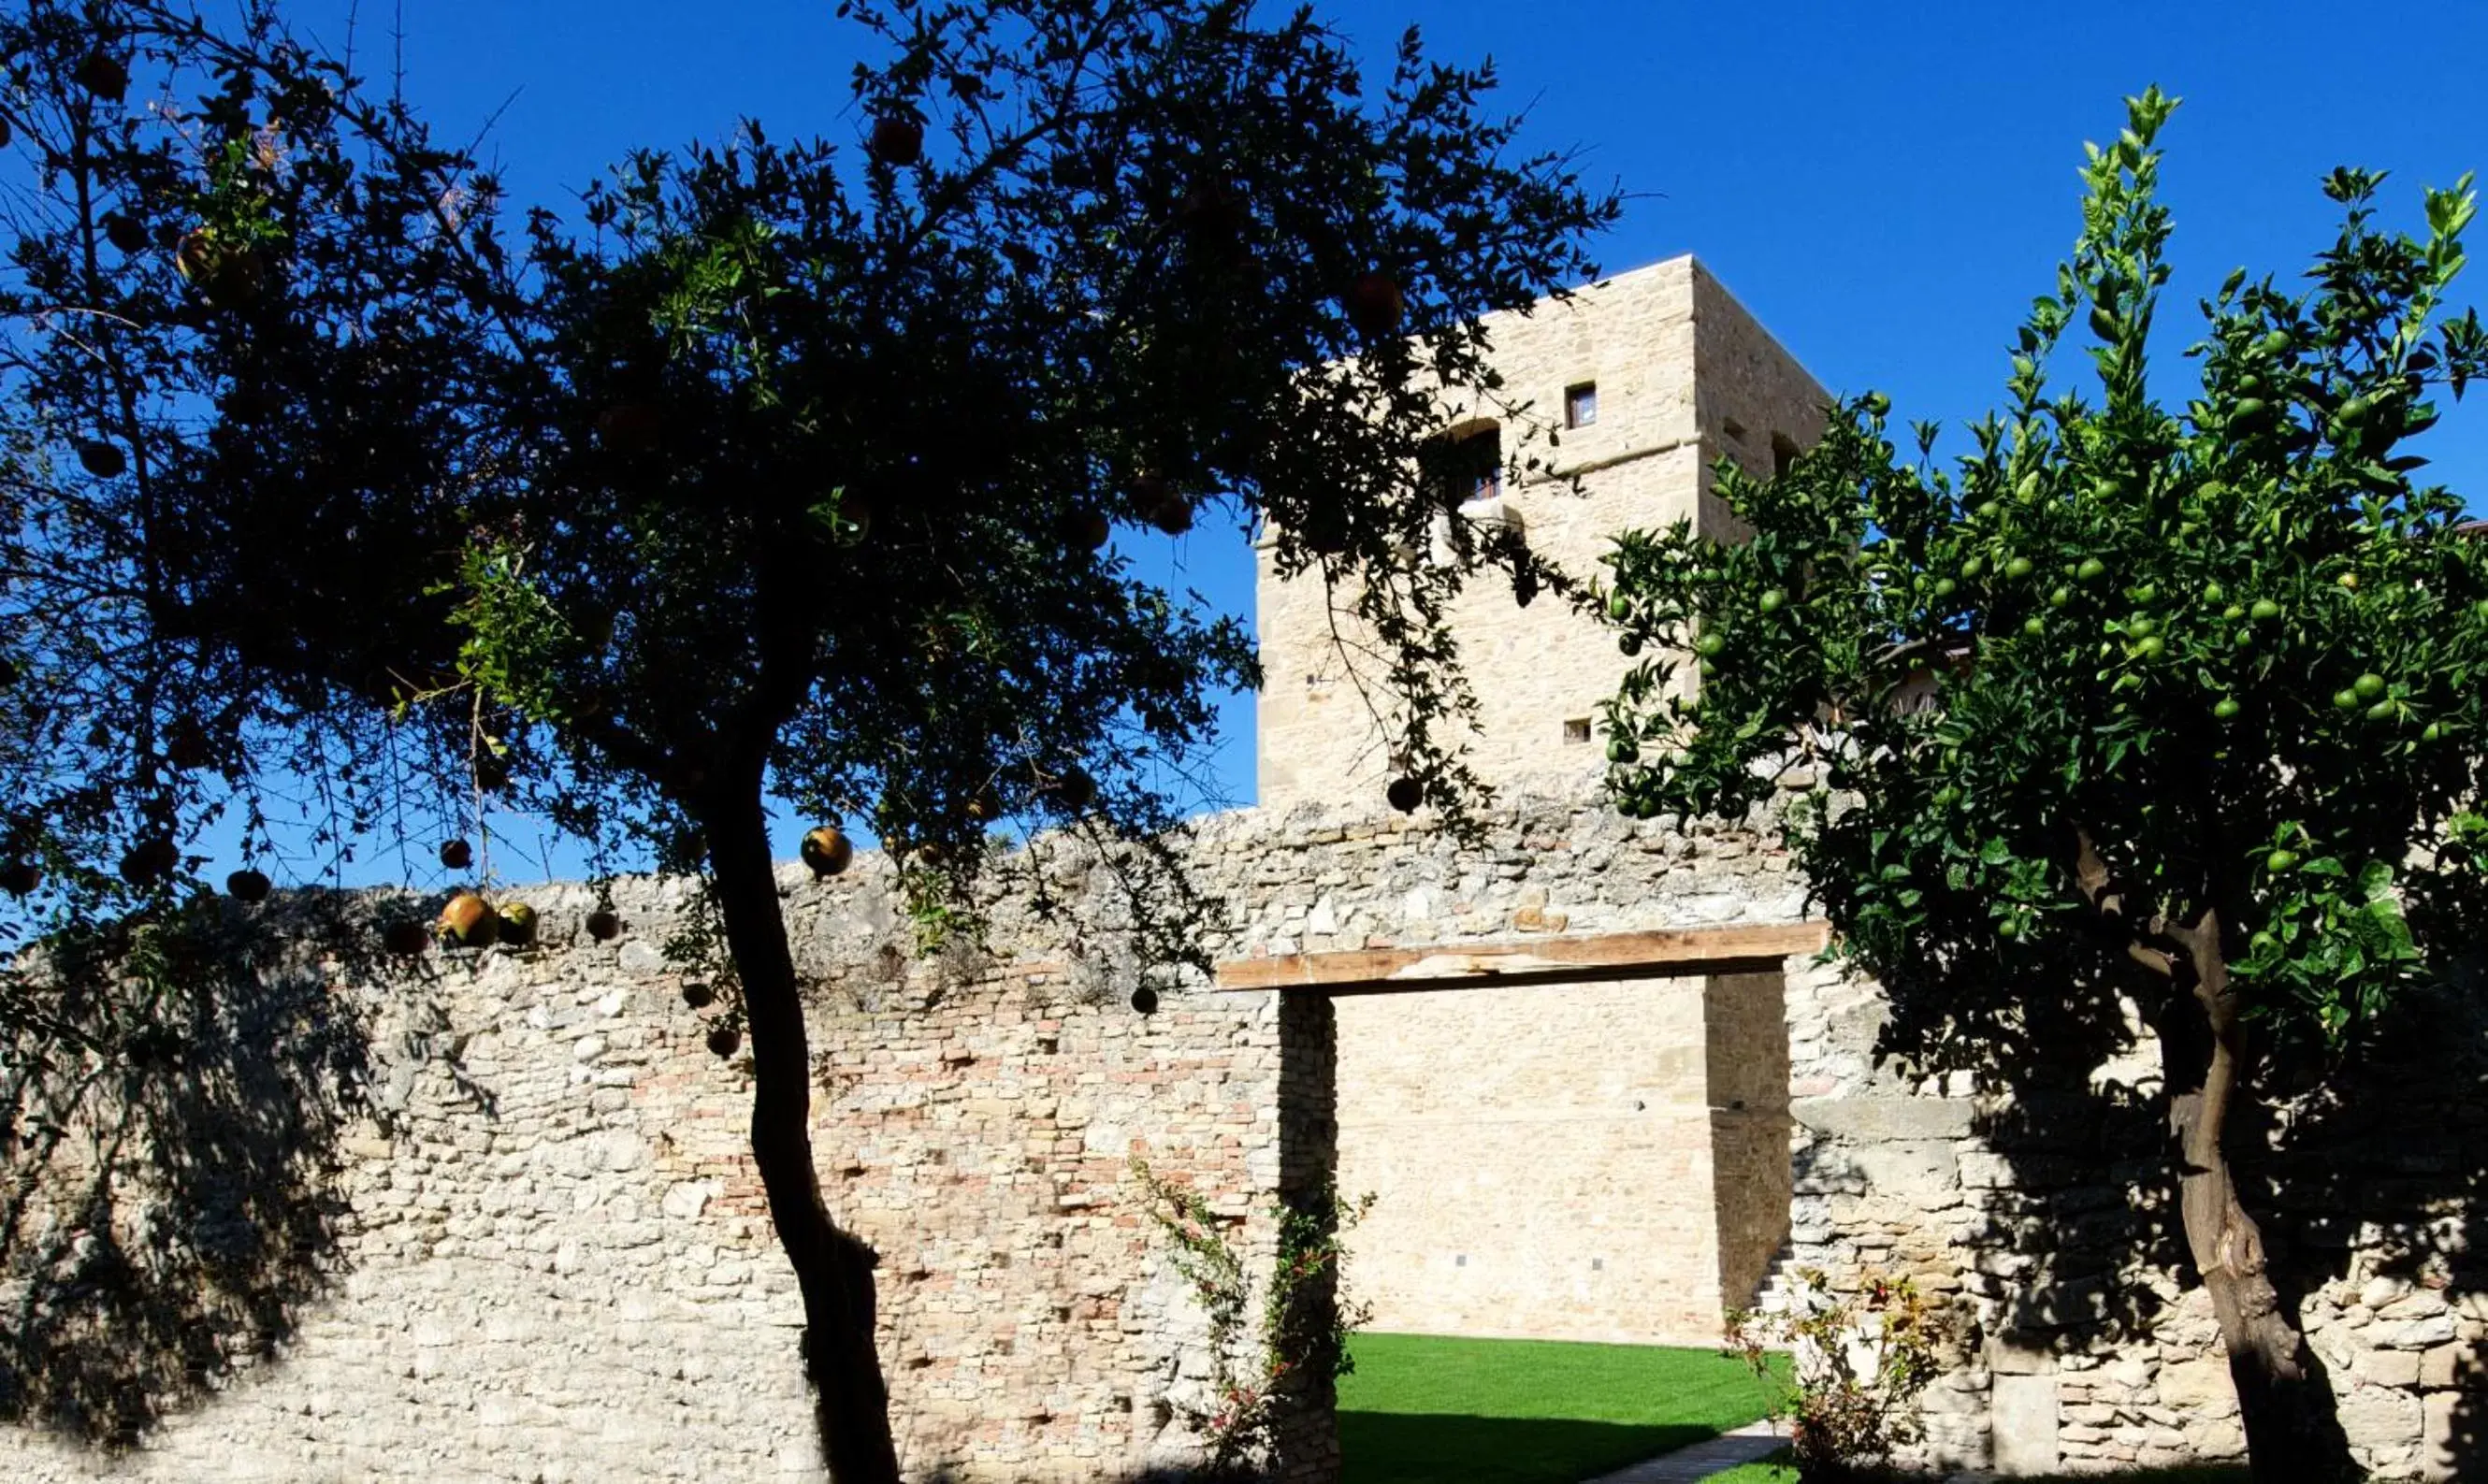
[14,784,2470,1483]
[1255,256,1829,814]
[0,866,1317,1484]
[1206,791,1813,1349]
[1334,977,1728,1346]
[1781,949,2488,1481]
[0,791,1820,1484]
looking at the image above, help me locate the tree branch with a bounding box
[2070,823,2178,977]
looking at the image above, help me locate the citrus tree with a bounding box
[0,1,1614,1477]
[1598,90,2485,1478]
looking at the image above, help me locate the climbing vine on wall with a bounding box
[1131,1158,1372,1477]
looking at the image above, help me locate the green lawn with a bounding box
[1338,1332,1785,1484]
[1706,1453,2252,1484]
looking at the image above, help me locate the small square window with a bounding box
[1565,382,1598,429]
[1772,432,1802,480]
[1563,718,1592,744]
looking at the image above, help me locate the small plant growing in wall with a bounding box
[1131,1158,1372,1479]
[1723,1270,1951,1483]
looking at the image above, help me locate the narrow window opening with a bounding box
[1772,432,1801,480]
[1722,417,1748,442]
[1454,1254,1468,1268]
[1562,718,1592,744]
[1423,421,1503,507]
[1564,381,1599,429]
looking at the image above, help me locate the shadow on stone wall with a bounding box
[1857,944,2488,1479]
[2249,975,2488,1482]
[0,896,380,1445]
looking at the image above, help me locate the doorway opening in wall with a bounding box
[1225,927,1813,1484]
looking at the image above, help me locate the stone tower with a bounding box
[1254,254,1828,813]
[1255,256,1830,1349]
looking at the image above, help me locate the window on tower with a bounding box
[1772,431,1801,479]
[1565,382,1598,428]
[1422,420,1503,507]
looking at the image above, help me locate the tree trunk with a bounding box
[2163,928,2340,1484]
[706,797,904,1484]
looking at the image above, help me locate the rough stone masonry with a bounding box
[0,789,1798,1484]
[5,252,2482,1479]
[1,790,2481,1480]
[0,839,1335,1484]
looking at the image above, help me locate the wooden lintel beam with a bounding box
[1211,922,1830,996]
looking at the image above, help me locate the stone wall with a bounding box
[1780,941,2488,1480]
[8,785,2478,1481]
[1254,255,1829,814]
[0,789,1821,1483]
[0,861,1320,1484]
[1222,792,1810,1348]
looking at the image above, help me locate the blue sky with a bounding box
[274,0,2487,870]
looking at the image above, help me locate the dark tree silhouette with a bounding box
[1599,91,2486,1483]
[0,2,1616,1477]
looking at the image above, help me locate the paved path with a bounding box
[1579,1419,1783,1484]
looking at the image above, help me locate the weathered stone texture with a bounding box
[1336,975,1728,1345]
[1253,255,1828,814]
[6,791,2481,1481]
[0,865,1309,1484]
[1778,933,2488,1480]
